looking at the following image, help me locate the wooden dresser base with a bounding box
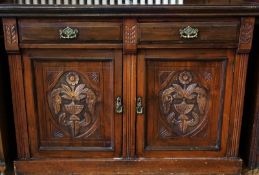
[1,6,256,174]
[14,158,242,175]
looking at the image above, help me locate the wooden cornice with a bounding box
[1,5,259,17]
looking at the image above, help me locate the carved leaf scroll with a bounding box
[123,19,137,53]
[125,25,137,44]
[160,71,209,137]
[5,25,17,45]
[240,22,253,44]
[48,71,99,138]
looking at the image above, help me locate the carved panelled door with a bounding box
[136,49,234,158]
[22,49,122,158]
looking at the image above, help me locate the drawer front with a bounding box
[19,19,122,43]
[139,21,240,43]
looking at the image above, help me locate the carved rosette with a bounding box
[48,71,99,138]
[159,71,209,137]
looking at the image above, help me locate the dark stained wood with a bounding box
[1,8,257,175]
[18,19,122,44]
[237,17,255,53]
[138,43,239,49]
[122,19,138,158]
[19,43,122,49]
[227,53,249,157]
[226,17,254,157]
[139,20,240,44]
[136,49,235,158]
[8,54,30,159]
[14,158,243,175]
[2,18,18,52]
[22,49,123,158]
[123,19,137,54]
[1,2,259,17]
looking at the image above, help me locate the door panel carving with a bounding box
[160,70,209,137]
[145,58,227,152]
[136,49,234,157]
[23,49,122,158]
[146,60,225,150]
[39,64,105,146]
[48,71,100,138]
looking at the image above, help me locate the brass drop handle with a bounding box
[115,97,123,114]
[136,97,144,115]
[179,26,199,39]
[59,26,79,39]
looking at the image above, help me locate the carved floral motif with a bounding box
[48,71,99,138]
[160,71,209,136]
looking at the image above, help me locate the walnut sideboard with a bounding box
[1,1,259,174]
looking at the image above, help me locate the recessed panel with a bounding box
[23,49,122,158]
[35,61,112,149]
[145,59,226,151]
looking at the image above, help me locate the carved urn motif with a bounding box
[48,71,99,138]
[160,71,209,137]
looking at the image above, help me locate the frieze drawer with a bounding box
[18,19,123,44]
[139,21,240,44]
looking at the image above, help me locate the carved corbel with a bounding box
[123,19,138,54]
[2,18,19,53]
[237,17,255,54]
